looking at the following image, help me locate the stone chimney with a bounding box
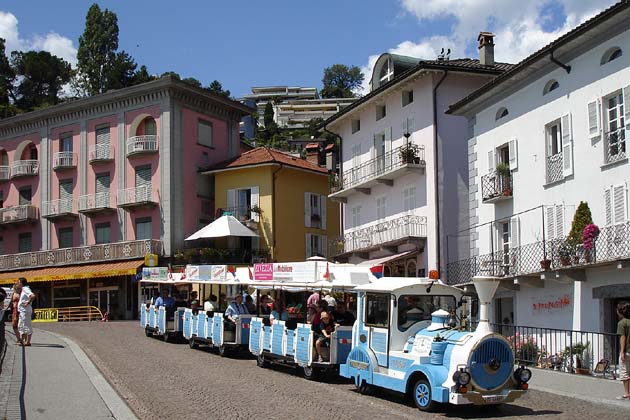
[478,32,495,66]
[305,142,320,166]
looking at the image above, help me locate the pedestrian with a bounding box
[17,277,35,347]
[11,283,22,344]
[616,301,630,400]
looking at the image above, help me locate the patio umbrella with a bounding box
[185,215,259,240]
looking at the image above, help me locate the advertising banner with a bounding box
[254,263,273,281]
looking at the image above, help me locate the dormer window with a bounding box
[543,79,559,95]
[379,57,394,85]
[495,107,509,121]
[601,47,622,65]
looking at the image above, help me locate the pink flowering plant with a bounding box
[582,224,600,251]
[507,332,539,365]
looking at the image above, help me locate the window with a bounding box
[60,133,73,152]
[135,165,152,200]
[59,180,73,211]
[351,119,361,134]
[376,105,386,121]
[58,227,73,248]
[488,140,518,173]
[403,186,416,211]
[546,120,562,157]
[95,125,110,159]
[0,237,3,255]
[543,79,559,95]
[604,184,628,226]
[198,120,213,147]
[605,92,626,163]
[379,57,394,85]
[601,47,623,65]
[227,186,260,222]
[376,196,386,220]
[19,232,32,253]
[305,233,327,258]
[95,173,110,206]
[95,223,111,244]
[304,193,326,229]
[402,90,413,107]
[365,293,389,328]
[495,107,509,120]
[351,205,361,228]
[19,187,32,205]
[144,118,157,136]
[500,221,510,266]
[402,118,415,138]
[136,217,152,240]
[397,295,456,331]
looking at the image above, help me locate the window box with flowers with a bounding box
[582,224,600,263]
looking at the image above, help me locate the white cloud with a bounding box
[0,11,77,66]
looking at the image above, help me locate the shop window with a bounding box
[365,293,389,327]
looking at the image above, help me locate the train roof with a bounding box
[354,277,463,296]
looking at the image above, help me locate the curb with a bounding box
[531,385,630,409]
[43,330,138,420]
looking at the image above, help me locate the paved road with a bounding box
[37,321,628,420]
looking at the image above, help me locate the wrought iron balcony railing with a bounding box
[546,153,563,184]
[215,205,260,223]
[53,152,77,170]
[41,199,75,217]
[78,192,112,212]
[481,170,512,203]
[605,128,626,164]
[0,205,38,224]
[446,222,630,285]
[331,144,425,194]
[329,214,427,256]
[11,160,39,177]
[89,144,114,162]
[126,135,158,156]
[117,185,156,207]
[0,239,163,271]
[0,165,9,181]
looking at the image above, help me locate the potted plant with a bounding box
[200,247,217,263]
[250,204,263,216]
[582,224,600,262]
[567,202,593,262]
[399,143,419,164]
[558,241,573,266]
[563,342,590,374]
[496,163,511,177]
[184,248,199,263]
[540,258,552,270]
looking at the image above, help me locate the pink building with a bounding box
[0,76,252,319]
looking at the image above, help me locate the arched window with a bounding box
[601,47,622,65]
[543,79,559,95]
[379,58,393,85]
[142,117,157,136]
[495,107,509,121]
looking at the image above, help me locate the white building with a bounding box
[241,86,318,127]
[323,42,512,277]
[448,1,630,336]
[274,98,355,129]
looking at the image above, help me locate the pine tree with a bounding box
[567,201,593,248]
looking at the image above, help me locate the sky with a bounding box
[0,0,619,98]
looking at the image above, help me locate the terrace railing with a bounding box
[11,160,39,177]
[127,135,158,155]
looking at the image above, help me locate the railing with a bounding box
[55,306,104,322]
[0,204,38,223]
[447,221,630,285]
[481,170,512,202]
[486,323,618,377]
[329,214,427,256]
[126,135,158,155]
[174,247,270,265]
[53,152,77,169]
[605,128,626,164]
[89,144,114,162]
[78,192,111,211]
[216,205,259,222]
[546,153,563,184]
[117,185,154,206]
[11,160,39,177]
[0,165,9,180]
[0,239,163,271]
[331,144,425,193]
[41,198,74,217]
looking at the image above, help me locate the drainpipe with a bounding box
[271,164,284,261]
[433,70,448,277]
[550,49,571,74]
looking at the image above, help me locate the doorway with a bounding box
[89,286,119,317]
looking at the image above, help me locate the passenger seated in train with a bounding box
[310,300,327,327]
[331,302,355,327]
[224,294,249,331]
[259,294,273,315]
[155,289,176,319]
[189,291,200,315]
[204,294,218,316]
[245,295,256,314]
[315,311,336,362]
[270,301,289,324]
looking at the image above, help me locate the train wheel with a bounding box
[144,328,152,338]
[303,365,319,381]
[218,345,228,357]
[356,380,373,395]
[257,353,269,368]
[189,338,198,349]
[412,379,436,412]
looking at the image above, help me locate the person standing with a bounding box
[17,277,35,346]
[616,301,630,400]
[11,283,22,344]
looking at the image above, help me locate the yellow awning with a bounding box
[0,260,144,285]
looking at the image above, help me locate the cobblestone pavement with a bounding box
[37,322,629,420]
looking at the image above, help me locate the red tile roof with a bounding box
[204,147,328,174]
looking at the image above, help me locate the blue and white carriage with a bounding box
[341,276,530,411]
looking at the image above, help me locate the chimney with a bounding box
[478,32,495,66]
[305,143,320,166]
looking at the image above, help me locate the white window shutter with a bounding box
[510,216,520,249]
[488,149,495,173]
[250,186,260,222]
[555,205,565,238]
[305,234,312,258]
[227,189,236,209]
[604,187,613,226]
[623,85,630,132]
[546,206,556,240]
[304,192,311,228]
[561,113,573,177]
[613,184,627,224]
[587,99,601,140]
[319,195,327,230]
[508,139,518,170]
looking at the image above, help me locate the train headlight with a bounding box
[514,367,532,383]
[453,369,471,386]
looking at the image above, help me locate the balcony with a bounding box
[215,205,260,228]
[0,165,9,181]
[41,198,77,221]
[330,144,425,200]
[11,160,39,178]
[0,205,39,225]
[546,153,563,184]
[604,128,626,165]
[481,170,512,203]
[446,222,630,285]
[126,135,158,156]
[0,239,163,271]
[78,192,114,216]
[88,145,114,164]
[53,152,77,170]
[117,185,157,210]
[173,247,270,266]
[329,215,427,260]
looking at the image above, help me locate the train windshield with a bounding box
[397,295,456,331]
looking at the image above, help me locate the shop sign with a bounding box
[33,308,59,323]
[531,294,571,315]
[254,263,273,281]
[211,265,227,281]
[273,262,317,282]
[143,267,168,281]
[144,254,159,267]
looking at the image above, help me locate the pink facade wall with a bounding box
[50,123,80,201]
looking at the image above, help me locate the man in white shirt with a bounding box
[18,277,35,346]
[224,294,249,331]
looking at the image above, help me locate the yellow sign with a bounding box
[33,308,59,323]
[145,254,158,267]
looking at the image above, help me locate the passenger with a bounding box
[204,294,218,312]
[306,304,317,324]
[307,291,320,310]
[311,300,328,329]
[332,302,356,327]
[150,289,160,305]
[155,289,175,311]
[323,292,336,308]
[189,291,200,314]
[224,294,249,331]
[245,295,257,314]
[315,311,335,362]
[259,294,273,315]
[270,301,289,324]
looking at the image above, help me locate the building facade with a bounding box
[274,98,355,129]
[0,76,251,319]
[448,1,630,335]
[323,46,511,278]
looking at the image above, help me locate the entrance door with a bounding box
[89,287,119,316]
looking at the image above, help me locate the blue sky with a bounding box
[0,0,617,97]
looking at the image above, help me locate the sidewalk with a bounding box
[0,327,137,420]
[530,366,629,409]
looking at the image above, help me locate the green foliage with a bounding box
[181,77,202,87]
[160,71,181,80]
[263,101,275,129]
[321,64,364,98]
[206,80,230,97]
[567,201,593,248]
[495,163,511,177]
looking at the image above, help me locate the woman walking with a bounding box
[11,283,22,344]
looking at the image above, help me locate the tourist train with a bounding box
[140,261,530,411]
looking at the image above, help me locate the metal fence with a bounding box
[481,171,512,202]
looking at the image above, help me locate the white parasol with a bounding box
[185,215,259,241]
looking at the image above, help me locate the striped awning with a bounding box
[0,260,144,285]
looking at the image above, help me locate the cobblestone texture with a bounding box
[37,321,630,420]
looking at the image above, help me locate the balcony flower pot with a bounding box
[250,205,263,216]
[399,144,419,164]
[560,257,572,266]
[540,259,552,270]
[502,188,513,196]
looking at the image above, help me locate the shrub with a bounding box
[567,202,593,248]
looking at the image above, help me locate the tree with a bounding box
[263,101,275,129]
[132,65,155,85]
[567,201,593,248]
[321,64,364,98]
[181,77,202,88]
[103,51,137,90]
[0,38,16,118]
[207,80,230,97]
[160,71,181,80]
